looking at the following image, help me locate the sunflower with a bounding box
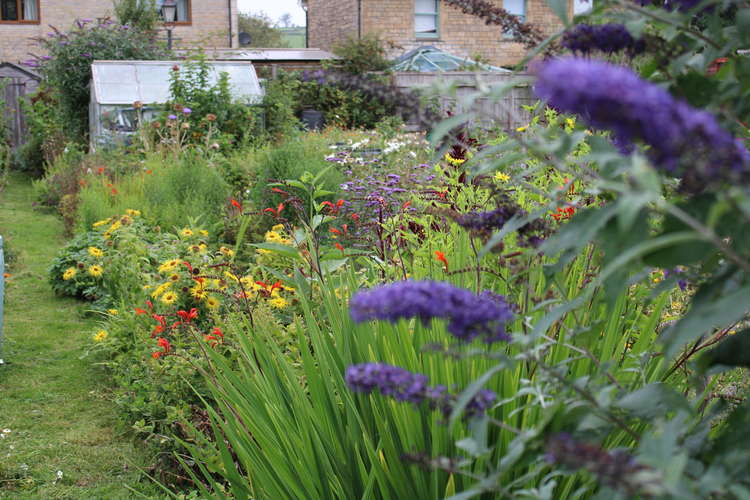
[161,291,178,305]
[190,283,208,301]
[62,267,77,280]
[205,295,220,309]
[92,330,108,342]
[151,282,172,298]
[158,259,181,274]
[87,265,104,277]
[92,217,112,228]
[88,246,104,258]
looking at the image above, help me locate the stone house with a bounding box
[305,0,590,67]
[0,0,239,64]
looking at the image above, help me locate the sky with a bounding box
[237,0,306,26]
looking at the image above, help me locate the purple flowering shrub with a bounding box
[29,18,167,141]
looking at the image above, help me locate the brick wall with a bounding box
[307,0,359,53]
[0,0,238,65]
[309,0,568,67]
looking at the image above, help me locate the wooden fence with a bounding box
[384,72,535,131]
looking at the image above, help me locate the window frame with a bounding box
[502,0,526,39]
[0,0,40,25]
[414,0,439,40]
[157,0,192,26]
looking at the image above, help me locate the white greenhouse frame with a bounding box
[89,60,263,150]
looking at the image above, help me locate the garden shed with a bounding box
[89,60,263,150]
[0,62,41,149]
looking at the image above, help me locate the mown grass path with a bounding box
[0,173,162,499]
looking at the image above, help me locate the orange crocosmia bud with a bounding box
[434,251,449,272]
[151,351,162,359]
[134,307,147,315]
[330,227,341,235]
[231,198,242,209]
[335,242,344,255]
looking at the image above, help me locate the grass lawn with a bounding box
[0,173,164,499]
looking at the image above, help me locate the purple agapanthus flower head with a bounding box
[346,362,496,418]
[349,280,514,343]
[562,24,645,56]
[182,107,192,115]
[534,57,750,192]
[167,114,177,120]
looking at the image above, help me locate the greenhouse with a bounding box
[89,60,263,150]
[391,46,510,72]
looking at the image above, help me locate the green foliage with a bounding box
[237,12,288,48]
[142,56,260,151]
[326,33,394,75]
[113,0,160,32]
[32,18,167,142]
[75,152,230,233]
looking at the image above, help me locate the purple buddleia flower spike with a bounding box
[349,280,514,343]
[562,24,645,56]
[534,58,750,192]
[346,363,497,418]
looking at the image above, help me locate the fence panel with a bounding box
[386,72,534,131]
[0,235,4,365]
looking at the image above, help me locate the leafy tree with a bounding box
[238,12,288,48]
[113,0,160,32]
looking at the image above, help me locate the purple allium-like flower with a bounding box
[346,362,497,417]
[183,107,192,115]
[349,280,514,343]
[562,24,645,56]
[81,52,92,58]
[534,58,750,192]
[168,114,178,120]
[22,59,39,68]
[546,433,658,496]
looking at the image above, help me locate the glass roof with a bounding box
[91,60,263,105]
[391,46,510,73]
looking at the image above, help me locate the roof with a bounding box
[90,60,263,105]
[391,46,510,73]
[182,48,338,62]
[0,62,40,80]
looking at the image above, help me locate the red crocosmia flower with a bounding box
[152,324,164,336]
[135,307,147,315]
[204,334,219,347]
[183,261,193,272]
[255,280,268,289]
[170,321,182,329]
[97,167,104,175]
[435,251,449,272]
[437,191,447,200]
[271,187,288,195]
[152,351,162,360]
[330,227,341,235]
[211,327,224,339]
[277,203,284,214]
[351,213,359,223]
[145,169,153,175]
[321,201,335,213]
[336,199,344,209]
[342,224,348,236]
[157,337,171,353]
[146,300,154,311]
[111,188,118,195]
[270,281,282,291]
[106,183,113,188]
[177,308,198,322]
[402,201,412,210]
[335,242,344,255]
[231,198,242,210]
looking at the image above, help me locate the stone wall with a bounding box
[309,0,568,67]
[0,0,238,65]
[306,0,359,53]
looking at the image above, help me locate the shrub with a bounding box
[28,18,168,142]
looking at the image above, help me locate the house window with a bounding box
[155,0,191,23]
[0,0,39,23]
[503,0,525,38]
[415,0,438,39]
[573,0,592,15]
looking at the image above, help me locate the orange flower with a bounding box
[435,251,449,272]
[335,242,345,255]
[231,198,242,210]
